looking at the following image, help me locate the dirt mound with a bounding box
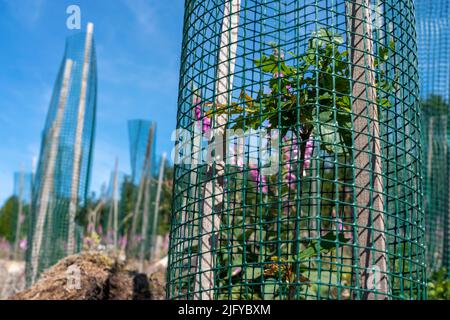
[148,270,166,300]
[10,252,152,300]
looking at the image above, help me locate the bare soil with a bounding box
[9,252,164,300]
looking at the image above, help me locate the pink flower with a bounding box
[202,117,211,133]
[193,95,201,107]
[193,98,212,134]
[262,185,268,194]
[303,138,314,171]
[334,214,353,241]
[84,237,93,247]
[273,72,284,78]
[286,84,292,91]
[232,267,242,277]
[230,144,244,167]
[119,236,127,248]
[282,137,298,160]
[194,103,202,120]
[19,239,27,250]
[285,173,297,190]
[336,218,344,232]
[249,164,268,194]
[305,138,313,153]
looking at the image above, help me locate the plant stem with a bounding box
[288,127,313,300]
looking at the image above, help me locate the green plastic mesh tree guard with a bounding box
[416,0,450,276]
[167,0,426,300]
[421,97,449,274]
[125,120,160,267]
[25,24,97,285]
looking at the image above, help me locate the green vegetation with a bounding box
[421,94,449,115]
[0,196,29,243]
[428,269,450,300]
[187,28,398,299]
[0,197,19,242]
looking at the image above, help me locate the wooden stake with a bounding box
[151,153,166,260]
[30,59,73,283]
[67,22,94,254]
[194,0,240,300]
[138,123,156,272]
[128,123,154,255]
[348,0,389,299]
[88,199,104,236]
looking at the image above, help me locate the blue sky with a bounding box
[0,0,184,205]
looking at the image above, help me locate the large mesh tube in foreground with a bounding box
[167,0,425,300]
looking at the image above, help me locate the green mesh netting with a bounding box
[416,0,450,277]
[25,27,97,285]
[421,97,449,275]
[124,120,164,267]
[167,0,426,300]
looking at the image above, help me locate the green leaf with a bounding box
[298,232,351,261]
[319,92,333,101]
[245,266,263,280]
[378,46,389,62]
[305,270,340,299]
[310,28,344,49]
[254,55,278,73]
[389,39,395,51]
[380,98,391,108]
[262,281,281,300]
[318,123,347,154]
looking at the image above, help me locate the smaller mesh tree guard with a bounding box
[416,0,450,277]
[128,120,158,185]
[25,24,97,285]
[125,120,165,269]
[150,153,167,260]
[421,96,449,274]
[167,0,426,300]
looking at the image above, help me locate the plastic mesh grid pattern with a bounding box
[126,120,159,261]
[167,0,425,300]
[25,30,97,284]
